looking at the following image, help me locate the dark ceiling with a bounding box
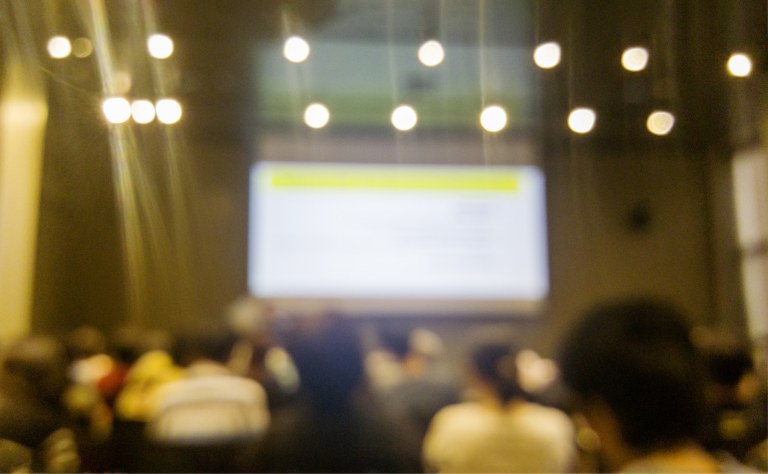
[12,0,766,150]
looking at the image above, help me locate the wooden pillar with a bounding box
[0,3,48,341]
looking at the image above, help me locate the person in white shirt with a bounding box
[143,322,270,472]
[423,334,575,473]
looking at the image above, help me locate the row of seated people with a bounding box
[0,296,766,472]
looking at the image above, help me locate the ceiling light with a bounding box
[131,100,156,124]
[418,40,445,67]
[283,36,311,63]
[102,97,131,124]
[47,36,72,59]
[727,52,752,77]
[304,103,330,129]
[147,34,174,59]
[112,71,132,95]
[155,99,182,124]
[391,105,418,131]
[480,105,508,132]
[621,46,649,72]
[533,42,561,69]
[568,107,596,134]
[72,38,93,58]
[646,110,675,135]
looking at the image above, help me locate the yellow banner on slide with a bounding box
[268,166,520,192]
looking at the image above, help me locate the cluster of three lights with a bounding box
[534,41,754,78]
[303,103,509,132]
[102,98,182,125]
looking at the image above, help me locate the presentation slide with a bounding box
[248,162,549,316]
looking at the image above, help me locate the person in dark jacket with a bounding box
[0,334,80,472]
[242,313,422,473]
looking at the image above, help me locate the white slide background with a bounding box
[248,162,549,314]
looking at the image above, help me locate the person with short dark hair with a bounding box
[558,297,724,473]
[368,327,461,441]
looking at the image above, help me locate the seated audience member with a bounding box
[744,335,768,471]
[225,295,299,410]
[142,321,270,472]
[113,330,181,424]
[243,313,422,473]
[693,327,766,466]
[558,297,737,473]
[109,329,182,472]
[0,335,80,473]
[422,332,575,473]
[97,325,155,410]
[368,327,461,440]
[61,326,115,472]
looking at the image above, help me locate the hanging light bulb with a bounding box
[131,100,156,124]
[480,105,508,132]
[646,110,675,135]
[727,52,753,77]
[156,99,183,124]
[568,107,596,134]
[304,103,330,129]
[47,36,72,58]
[283,36,311,63]
[621,46,650,72]
[147,34,174,59]
[102,97,131,124]
[418,40,445,67]
[533,42,561,69]
[391,105,418,131]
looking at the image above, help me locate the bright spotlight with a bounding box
[646,110,675,135]
[155,99,182,124]
[480,105,508,132]
[304,103,330,129]
[533,42,561,69]
[727,52,753,77]
[391,105,418,131]
[102,97,131,124]
[47,36,72,59]
[418,40,445,67]
[147,34,174,59]
[568,107,596,134]
[283,36,311,63]
[131,100,156,124]
[621,46,649,72]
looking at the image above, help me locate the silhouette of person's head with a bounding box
[378,327,411,361]
[2,334,70,404]
[558,297,708,470]
[469,335,524,404]
[283,314,364,412]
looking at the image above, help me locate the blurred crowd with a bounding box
[0,296,765,473]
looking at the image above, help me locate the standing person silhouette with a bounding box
[243,313,422,473]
